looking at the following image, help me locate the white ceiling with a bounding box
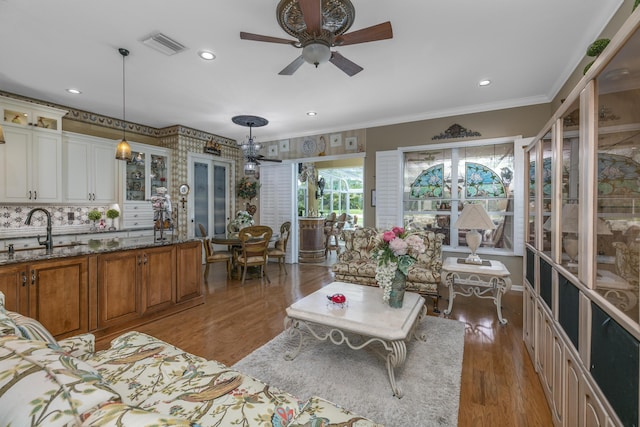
[0,0,624,144]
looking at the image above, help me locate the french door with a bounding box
[187,153,233,238]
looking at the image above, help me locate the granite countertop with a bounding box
[0,236,198,265]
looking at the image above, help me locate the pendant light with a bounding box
[115,48,132,160]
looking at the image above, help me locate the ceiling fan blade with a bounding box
[298,0,322,34]
[279,56,305,75]
[329,52,363,77]
[240,32,297,45]
[334,21,393,46]
[260,158,283,163]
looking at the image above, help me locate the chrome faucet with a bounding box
[25,208,53,253]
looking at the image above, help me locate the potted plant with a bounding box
[88,210,102,232]
[106,208,120,231]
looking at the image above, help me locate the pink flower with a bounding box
[405,234,426,254]
[382,230,397,243]
[389,237,408,256]
[392,226,404,236]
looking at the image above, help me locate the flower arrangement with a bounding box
[372,226,426,302]
[237,177,260,200]
[227,210,255,235]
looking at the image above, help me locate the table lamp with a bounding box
[454,204,496,264]
[549,204,612,266]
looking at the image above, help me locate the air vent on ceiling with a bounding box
[142,33,187,56]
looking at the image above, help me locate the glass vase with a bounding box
[388,269,406,308]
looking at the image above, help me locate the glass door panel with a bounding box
[150,154,168,195]
[126,151,146,201]
[194,162,209,237]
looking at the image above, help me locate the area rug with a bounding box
[233,315,465,427]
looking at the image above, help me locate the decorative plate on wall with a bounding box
[302,137,317,156]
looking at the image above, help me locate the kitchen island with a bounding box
[0,236,203,340]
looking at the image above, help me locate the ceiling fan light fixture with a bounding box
[302,42,331,67]
[244,161,257,175]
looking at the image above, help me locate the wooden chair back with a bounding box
[238,226,273,264]
[198,223,213,258]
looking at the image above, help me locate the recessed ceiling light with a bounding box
[479,79,491,87]
[66,88,82,94]
[306,111,317,116]
[198,50,216,60]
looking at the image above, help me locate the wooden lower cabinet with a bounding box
[176,240,202,302]
[141,245,176,313]
[0,263,29,314]
[30,257,88,338]
[97,250,142,328]
[0,241,203,339]
[97,245,176,329]
[0,257,88,339]
[94,242,202,334]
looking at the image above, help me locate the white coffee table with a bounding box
[284,281,426,398]
[442,257,512,324]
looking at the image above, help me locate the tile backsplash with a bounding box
[0,205,113,232]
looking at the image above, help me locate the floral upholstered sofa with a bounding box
[0,292,381,427]
[331,227,445,309]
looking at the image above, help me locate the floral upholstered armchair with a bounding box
[331,227,445,310]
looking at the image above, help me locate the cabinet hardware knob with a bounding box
[21,272,27,286]
[34,191,37,200]
[28,190,32,199]
[31,270,36,285]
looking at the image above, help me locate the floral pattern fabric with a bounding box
[0,335,121,427]
[332,228,444,296]
[0,292,383,427]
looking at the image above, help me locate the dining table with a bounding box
[210,231,279,278]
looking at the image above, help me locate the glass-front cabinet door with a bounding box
[124,145,170,203]
[126,151,146,201]
[150,154,168,196]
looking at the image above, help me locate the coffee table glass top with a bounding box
[286,281,425,341]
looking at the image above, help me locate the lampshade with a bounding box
[115,48,131,161]
[302,42,331,67]
[454,204,495,264]
[454,204,496,231]
[543,204,611,235]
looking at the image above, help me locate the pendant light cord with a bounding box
[119,48,129,140]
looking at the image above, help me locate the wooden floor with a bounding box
[96,261,553,427]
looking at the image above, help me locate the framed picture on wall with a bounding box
[279,139,290,152]
[268,145,278,157]
[346,136,357,150]
[330,133,342,147]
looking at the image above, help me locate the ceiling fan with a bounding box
[240,0,393,76]
[232,115,282,175]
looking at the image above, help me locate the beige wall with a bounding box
[363,104,551,226]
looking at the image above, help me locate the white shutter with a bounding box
[375,150,403,229]
[259,163,297,263]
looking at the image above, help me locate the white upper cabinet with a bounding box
[0,96,67,203]
[0,125,62,203]
[63,132,118,204]
[1,96,65,132]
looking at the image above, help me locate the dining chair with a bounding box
[198,223,233,279]
[267,221,291,274]
[237,225,273,284]
[325,213,346,258]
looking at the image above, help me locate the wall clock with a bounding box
[179,184,190,195]
[302,137,316,156]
